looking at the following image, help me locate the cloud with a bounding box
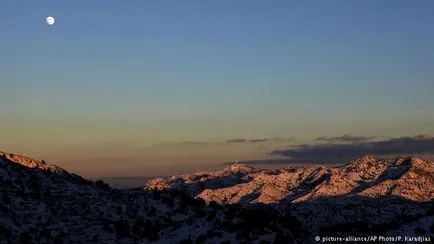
[226,138,247,143]
[151,137,296,148]
[226,138,285,143]
[180,141,208,146]
[227,137,292,143]
[315,134,376,143]
[271,134,434,164]
[248,138,270,143]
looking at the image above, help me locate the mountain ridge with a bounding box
[1,150,433,243]
[146,155,434,205]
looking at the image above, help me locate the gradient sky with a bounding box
[1,1,434,177]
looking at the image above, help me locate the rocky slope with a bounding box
[1,151,433,243]
[146,156,434,204]
[0,151,304,243]
[146,156,434,237]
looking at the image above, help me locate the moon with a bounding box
[46,16,55,26]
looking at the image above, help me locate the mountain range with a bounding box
[0,150,433,243]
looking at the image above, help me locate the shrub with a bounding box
[152,191,160,199]
[414,227,425,235]
[195,234,207,244]
[194,208,206,218]
[148,233,159,241]
[132,218,145,236]
[180,237,194,244]
[193,198,206,208]
[20,232,32,244]
[95,179,110,190]
[1,194,11,204]
[114,219,130,238]
[238,207,274,231]
[206,210,216,221]
[205,229,223,238]
[161,196,174,208]
[209,201,222,210]
[235,231,249,241]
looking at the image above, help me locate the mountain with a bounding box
[0,151,304,243]
[147,156,434,204]
[147,156,434,236]
[1,151,433,243]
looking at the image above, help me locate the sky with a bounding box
[1,1,434,178]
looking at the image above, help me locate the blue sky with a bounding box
[1,1,434,176]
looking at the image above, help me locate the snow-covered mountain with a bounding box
[147,156,434,236]
[0,151,304,243]
[147,156,434,204]
[1,151,433,243]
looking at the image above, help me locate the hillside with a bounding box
[1,151,433,243]
[147,156,434,204]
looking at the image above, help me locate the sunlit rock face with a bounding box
[147,157,434,204]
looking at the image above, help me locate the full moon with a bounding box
[46,16,55,25]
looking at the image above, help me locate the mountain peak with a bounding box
[0,151,48,169]
[349,155,378,164]
[0,150,86,183]
[228,162,255,173]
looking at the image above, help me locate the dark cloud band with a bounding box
[315,134,376,143]
[272,134,434,163]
